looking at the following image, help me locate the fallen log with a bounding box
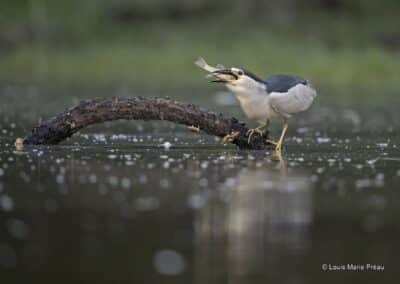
[20,97,272,150]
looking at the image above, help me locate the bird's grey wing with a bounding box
[265,74,307,93]
[269,84,317,115]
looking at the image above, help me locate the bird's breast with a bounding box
[235,93,277,122]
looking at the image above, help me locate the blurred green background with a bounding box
[1,0,399,99]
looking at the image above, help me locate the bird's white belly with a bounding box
[236,94,278,123]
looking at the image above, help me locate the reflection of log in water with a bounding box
[194,168,313,283]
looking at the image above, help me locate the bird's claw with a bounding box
[266,139,278,145]
[246,128,264,144]
[222,131,240,143]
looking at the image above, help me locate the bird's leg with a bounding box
[246,120,269,144]
[264,119,281,145]
[274,118,289,153]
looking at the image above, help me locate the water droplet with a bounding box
[134,196,159,211]
[297,127,309,134]
[355,178,372,189]
[121,177,131,189]
[161,142,172,150]
[376,143,388,148]
[159,179,170,189]
[88,174,97,183]
[200,161,208,169]
[188,193,206,209]
[224,177,237,187]
[0,195,14,212]
[56,174,65,184]
[153,249,186,275]
[198,178,208,188]
[316,137,331,144]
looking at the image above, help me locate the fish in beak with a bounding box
[209,69,238,83]
[195,57,236,83]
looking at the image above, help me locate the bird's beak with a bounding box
[210,69,238,83]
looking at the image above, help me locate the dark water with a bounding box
[0,85,399,283]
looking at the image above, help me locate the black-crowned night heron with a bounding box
[195,57,317,153]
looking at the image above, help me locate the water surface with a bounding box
[0,85,399,283]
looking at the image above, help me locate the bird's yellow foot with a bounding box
[222,131,240,143]
[246,128,264,143]
[275,144,283,153]
[273,140,284,153]
[266,139,283,153]
[265,139,283,152]
[270,150,283,161]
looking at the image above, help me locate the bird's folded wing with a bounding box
[269,84,317,115]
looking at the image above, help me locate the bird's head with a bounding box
[211,67,266,94]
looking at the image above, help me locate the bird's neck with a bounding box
[227,82,267,100]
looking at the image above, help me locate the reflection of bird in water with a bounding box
[196,57,317,153]
[194,158,313,282]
